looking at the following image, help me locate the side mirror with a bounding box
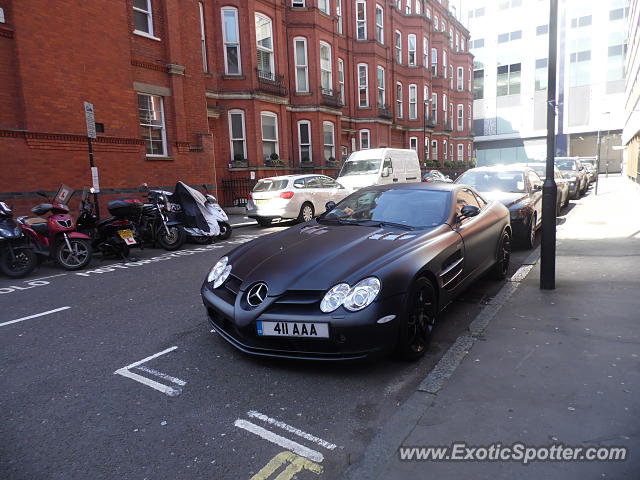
[579,166,584,171]
[381,166,391,178]
[459,205,480,219]
[325,201,336,212]
[337,183,345,189]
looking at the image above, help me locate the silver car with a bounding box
[246,174,349,226]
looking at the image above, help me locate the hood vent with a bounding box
[300,225,330,236]
[368,232,416,241]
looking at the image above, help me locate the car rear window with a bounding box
[456,170,526,193]
[555,159,577,171]
[253,179,289,192]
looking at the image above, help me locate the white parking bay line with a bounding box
[119,346,177,370]
[234,419,324,463]
[115,368,182,397]
[114,346,186,397]
[135,365,187,386]
[0,306,71,328]
[247,410,337,450]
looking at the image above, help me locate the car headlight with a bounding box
[320,277,381,313]
[207,256,232,288]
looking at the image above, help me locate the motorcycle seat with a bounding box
[21,217,49,235]
[23,217,48,226]
[97,216,118,227]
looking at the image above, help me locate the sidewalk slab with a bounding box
[342,176,640,479]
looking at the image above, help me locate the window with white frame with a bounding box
[199,3,208,72]
[468,144,471,161]
[336,0,343,34]
[426,7,431,18]
[323,121,335,160]
[409,137,418,151]
[431,139,438,161]
[292,0,305,7]
[443,94,447,124]
[443,139,448,160]
[358,63,369,107]
[138,93,167,156]
[377,66,385,107]
[338,58,345,104]
[409,84,417,119]
[320,41,333,94]
[375,5,384,43]
[408,34,417,66]
[395,31,402,63]
[449,65,454,89]
[228,109,246,161]
[319,0,330,15]
[468,104,472,129]
[424,137,429,160]
[457,104,464,131]
[449,103,453,128]
[461,37,465,51]
[423,85,429,118]
[457,143,464,162]
[443,51,447,77]
[468,67,471,91]
[255,14,274,76]
[415,0,421,14]
[434,15,439,30]
[431,48,437,76]
[455,33,459,51]
[133,0,154,35]
[423,37,429,68]
[261,112,279,160]
[449,28,453,48]
[298,120,312,162]
[359,129,370,149]
[431,93,437,122]
[442,20,446,32]
[356,0,367,40]
[294,37,309,92]
[457,67,463,91]
[405,0,412,15]
[396,82,403,118]
[222,7,241,75]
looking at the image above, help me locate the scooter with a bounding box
[77,187,142,260]
[17,188,93,271]
[0,201,37,278]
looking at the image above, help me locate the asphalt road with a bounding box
[0,212,552,480]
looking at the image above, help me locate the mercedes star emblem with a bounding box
[247,282,268,307]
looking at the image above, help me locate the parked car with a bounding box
[455,165,542,249]
[554,157,589,198]
[246,174,349,227]
[202,183,511,361]
[524,163,570,213]
[422,170,453,183]
[582,163,597,184]
[336,148,421,193]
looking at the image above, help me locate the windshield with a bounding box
[338,159,382,176]
[253,179,289,192]
[528,165,546,179]
[456,170,526,193]
[555,159,577,171]
[320,189,449,229]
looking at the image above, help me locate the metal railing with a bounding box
[256,69,288,96]
[321,88,343,107]
[378,104,392,119]
[220,178,258,208]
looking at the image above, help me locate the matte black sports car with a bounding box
[201,183,511,361]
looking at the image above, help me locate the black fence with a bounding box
[220,178,257,208]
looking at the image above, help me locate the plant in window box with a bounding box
[301,156,312,165]
[325,156,339,167]
[266,153,284,167]
[230,154,248,167]
[445,160,456,168]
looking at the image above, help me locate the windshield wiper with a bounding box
[352,220,415,230]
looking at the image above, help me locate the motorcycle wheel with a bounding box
[0,246,37,278]
[190,235,213,245]
[217,222,233,240]
[55,238,92,270]
[157,226,186,251]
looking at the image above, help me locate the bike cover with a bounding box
[169,182,220,236]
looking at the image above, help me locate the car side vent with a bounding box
[368,232,416,241]
[300,225,330,235]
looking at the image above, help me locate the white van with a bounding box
[336,148,422,193]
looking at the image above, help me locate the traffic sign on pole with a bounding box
[84,101,97,139]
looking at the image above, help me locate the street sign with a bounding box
[84,101,96,139]
[91,167,100,193]
[54,184,74,204]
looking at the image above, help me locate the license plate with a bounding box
[256,321,329,338]
[118,229,137,245]
[255,199,269,205]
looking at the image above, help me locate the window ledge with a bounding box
[145,155,173,161]
[133,30,162,42]
[222,74,246,80]
[294,92,313,96]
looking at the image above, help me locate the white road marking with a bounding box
[114,346,185,397]
[24,273,68,282]
[0,306,71,328]
[234,419,324,463]
[247,410,337,451]
[135,365,186,386]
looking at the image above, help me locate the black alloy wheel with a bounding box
[0,246,37,278]
[217,221,233,240]
[492,231,511,280]
[157,225,186,251]
[397,277,437,361]
[521,214,536,250]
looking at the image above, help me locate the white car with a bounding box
[246,174,350,226]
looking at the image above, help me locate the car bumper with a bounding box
[246,200,298,220]
[201,283,403,360]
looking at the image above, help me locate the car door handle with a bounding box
[393,178,399,182]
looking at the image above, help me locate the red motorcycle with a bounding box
[17,187,93,271]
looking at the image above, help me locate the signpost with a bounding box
[84,102,100,218]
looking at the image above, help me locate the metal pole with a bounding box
[87,136,100,219]
[540,0,558,290]
[595,128,601,195]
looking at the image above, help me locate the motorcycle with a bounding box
[169,182,232,244]
[17,188,93,271]
[132,185,186,251]
[77,187,142,260]
[0,201,37,278]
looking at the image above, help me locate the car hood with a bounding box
[481,191,528,208]
[227,221,446,296]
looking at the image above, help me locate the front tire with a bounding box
[492,231,511,280]
[0,246,37,278]
[520,214,536,250]
[157,226,185,251]
[257,218,273,227]
[396,277,437,361]
[55,238,92,270]
[216,221,232,240]
[297,202,315,223]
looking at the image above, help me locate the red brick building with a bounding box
[0,0,473,211]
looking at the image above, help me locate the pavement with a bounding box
[341,174,640,479]
[227,212,257,228]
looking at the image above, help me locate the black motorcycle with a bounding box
[132,185,186,251]
[77,188,142,260]
[0,201,37,277]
